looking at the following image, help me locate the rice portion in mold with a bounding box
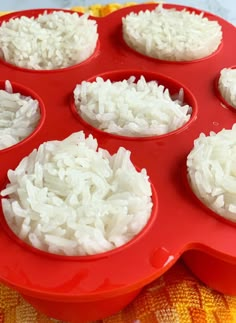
[1,131,153,256]
[0,11,98,70]
[218,68,236,108]
[0,81,40,150]
[187,124,236,222]
[122,4,222,61]
[74,75,192,137]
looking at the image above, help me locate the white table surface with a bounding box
[1,0,236,25]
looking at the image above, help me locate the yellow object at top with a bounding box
[72,2,154,16]
[0,2,156,17]
[0,11,10,16]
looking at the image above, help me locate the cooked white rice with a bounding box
[0,11,98,70]
[122,4,222,61]
[1,131,153,256]
[74,76,192,137]
[0,81,40,150]
[218,68,236,108]
[187,124,236,221]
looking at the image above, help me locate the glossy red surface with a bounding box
[183,250,236,296]
[0,4,235,322]
[215,65,236,113]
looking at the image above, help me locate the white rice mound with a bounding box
[74,76,192,137]
[187,124,236,222]
[0,11,98,70]
[1,131,153,256]
[0,81,40,150]
[122,4,222,61]
[218,68,236,108]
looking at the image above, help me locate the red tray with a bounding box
[0,4,235,323]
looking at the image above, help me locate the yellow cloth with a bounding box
[1,3,236,323]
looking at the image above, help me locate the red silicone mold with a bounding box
[0,4,235,323]
[215,65,236,112]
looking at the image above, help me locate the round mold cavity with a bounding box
[215,65,236,112]
[70,70,198,141]
[0,164,161,323]
[184,155,236,228]
[0,167,158,261]
[0,9,100,73]
[0,80,45,153]
[120,4,223,64]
